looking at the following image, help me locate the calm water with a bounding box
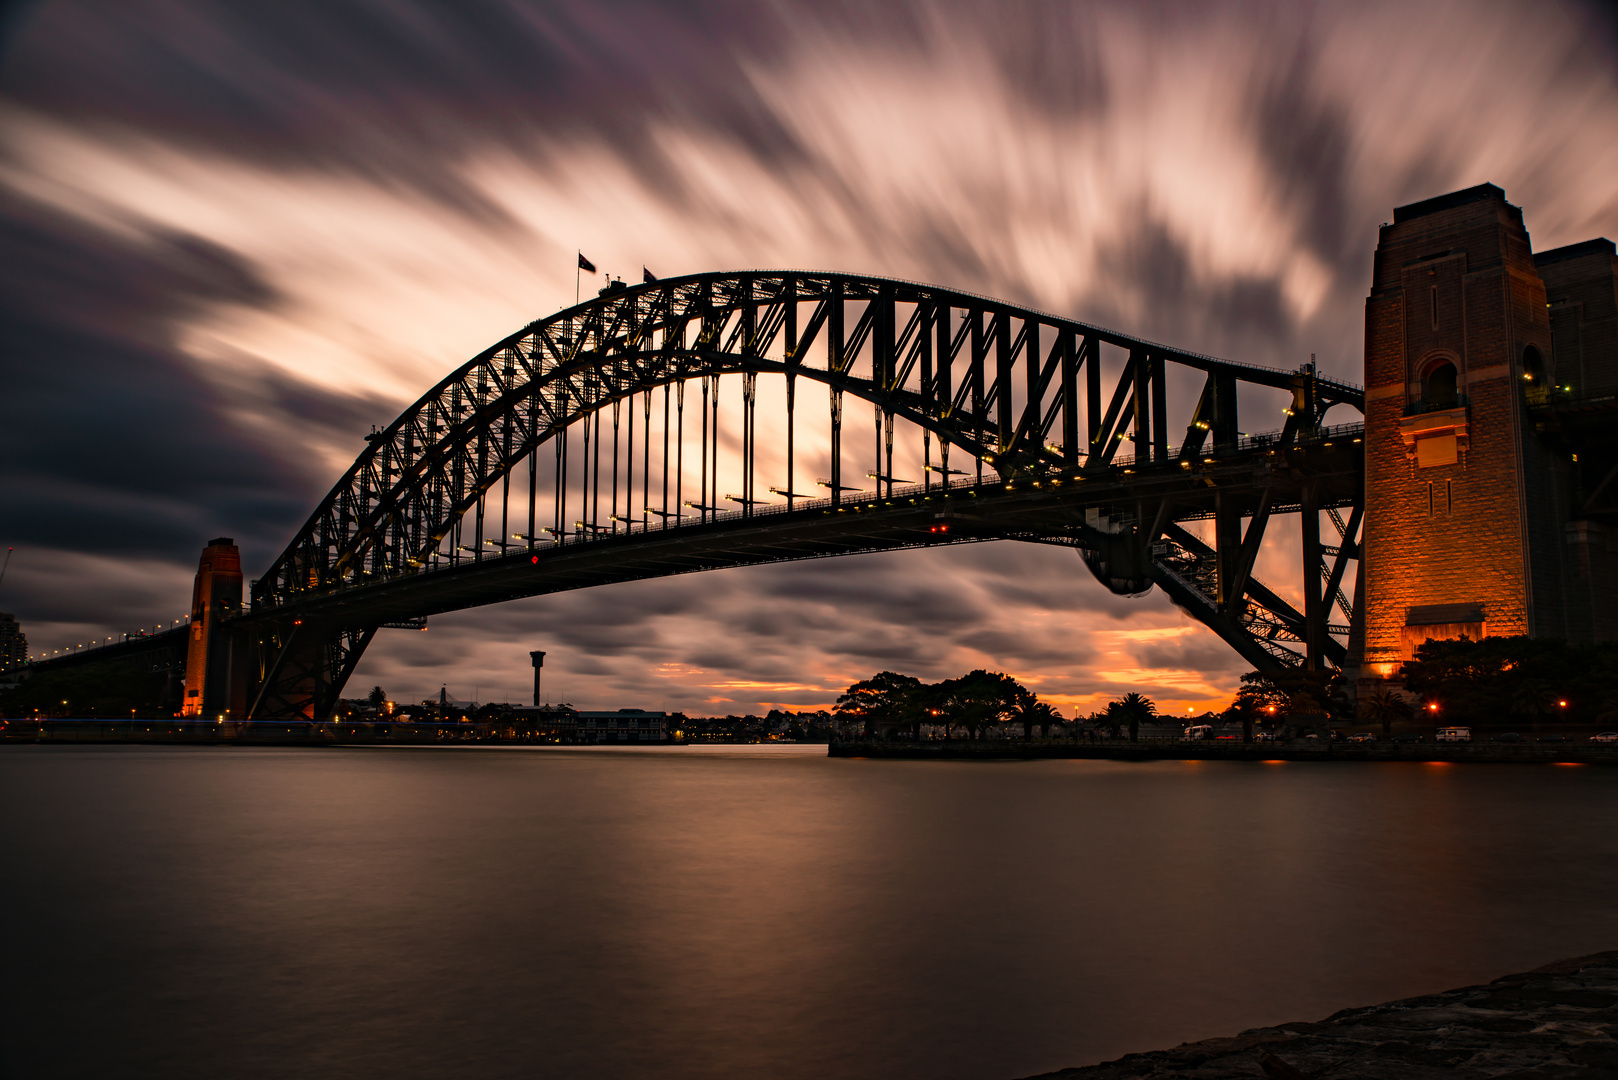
[2,745,1616,1079]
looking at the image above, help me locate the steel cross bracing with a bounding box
[235,271,1364,720]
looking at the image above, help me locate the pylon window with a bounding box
[1423,361,1458,409]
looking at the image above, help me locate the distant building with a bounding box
[506,704,577,739]
[0,612,26,671]
[575,709,668,743]
[428,686,482,717]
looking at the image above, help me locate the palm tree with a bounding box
[1511,678,1556,741]
[1113,692,1156,742]
[1361,687,1413,740]
[1009,688,1063,740]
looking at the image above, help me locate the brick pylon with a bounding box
[1356,184,1618,694]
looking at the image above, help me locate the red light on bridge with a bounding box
[531,555,539,564]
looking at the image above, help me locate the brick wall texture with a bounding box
[1358,186,1617,677]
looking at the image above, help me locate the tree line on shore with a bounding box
[7,633,1613,732]
[833,669,1166,740]
[837,634,1618,745]
[1217,635,1618,738]
[1376,635,1618,732]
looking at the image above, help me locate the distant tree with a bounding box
[1286,690,1324,716]
[1234,669,1339,727]
[935,670,1020,740]
[1110,691,1156,742]
[1511,678,1556,740]
[1400,636,1587,726]
[1395,635,1618,732]
[1220,692,1257,742]
[1231,672,1288,732]
[1597,698,1618,730]
[367,685,387,711]
[836,671,923,739]
[1008,686,1062,740]
[1361,686,1414,739]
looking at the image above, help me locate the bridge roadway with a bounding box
[242,423,1363,635]
[12,420,1361,699]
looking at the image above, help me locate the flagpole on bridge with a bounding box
[576,251,597,307]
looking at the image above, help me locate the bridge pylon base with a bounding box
[245,618,377,721]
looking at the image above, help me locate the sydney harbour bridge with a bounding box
[31,270,1368,720]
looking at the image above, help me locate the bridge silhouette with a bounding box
[27,271,1368,720]
[23,184,1617,725]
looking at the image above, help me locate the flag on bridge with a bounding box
[643,266,657,283]
[577,252,596,273]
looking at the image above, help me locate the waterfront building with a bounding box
[574,709,668,743]
[0,612,26,671]
[505,704,578,739]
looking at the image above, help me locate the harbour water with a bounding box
[2,744,1615,1079]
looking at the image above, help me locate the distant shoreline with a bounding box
[10,728,1618,764]
[828,739,1618,765]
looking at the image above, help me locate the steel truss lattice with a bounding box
[239,271,1365,720]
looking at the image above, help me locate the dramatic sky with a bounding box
[3,0,1616,716]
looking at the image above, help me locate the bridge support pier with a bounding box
[245,618,377,721]
[181,538,242,719]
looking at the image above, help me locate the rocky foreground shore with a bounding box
[1021,951,1618,1079]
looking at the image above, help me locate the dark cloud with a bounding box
[1084,212,1300,369]
[0,188,398,573]
[1248,20,1355,267]
[1135,636,1243,676]
[0,195,283,543]
[0,0,804,222]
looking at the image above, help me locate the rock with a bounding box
[1019,951,1618,1079]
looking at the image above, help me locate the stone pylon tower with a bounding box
[181,537,243,717]
[1358,184,1618,686]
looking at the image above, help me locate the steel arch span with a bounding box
[237,271,1365,720]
